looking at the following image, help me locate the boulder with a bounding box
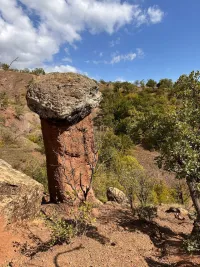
[107,187,129,205]
[27,72,101,122]
[0,159,44,223]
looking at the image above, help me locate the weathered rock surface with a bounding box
[41,114,97,202]
[0,159,43,223]
[107,187,129,205]
[27,73,101,122]
[26,73,101,203]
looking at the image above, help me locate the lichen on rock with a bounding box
[26,73,101,122]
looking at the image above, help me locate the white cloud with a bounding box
[44,64,78,73]
[87,48,144,65]
[109,37,120,47]
[62,57,72,63]
[99,52,103,57]
[136,48,145,58]
[111,52,137,64]
[147,6,164,24]
[64,47,70,55]
[0,0,164,69]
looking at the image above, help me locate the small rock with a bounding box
[107,187,129,205]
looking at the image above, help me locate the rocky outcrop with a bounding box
[26,73,101,203]
[0,159,43,223]
[107,187,129,205]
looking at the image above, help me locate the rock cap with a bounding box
[26,73,101,122]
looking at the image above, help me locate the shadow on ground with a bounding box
[53,245,84,267]
[99,207,200,267]
[146,258,200,267]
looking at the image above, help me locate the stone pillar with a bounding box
[26,73,101,203]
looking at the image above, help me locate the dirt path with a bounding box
[1,204,200,267]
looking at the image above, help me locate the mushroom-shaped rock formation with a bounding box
[27,73,101,203]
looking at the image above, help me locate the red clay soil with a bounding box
[0,217,26,266]
[1,204,200,267]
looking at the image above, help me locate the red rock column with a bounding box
[41,114,97,203]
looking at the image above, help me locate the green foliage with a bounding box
[49,218,75,245]
[1,63,10,71]
[184,234,200,253]
[21,68,31,73]
[31,68,45,75]
[0,129,16,147]
[153,181,176,204]
[157,71,200,181]
[46,202,95,245]
[27,133,45,154]
[133,205,158,221]
[0,91,9,110]
[146,79,157,89]
[93,171,123,203]
[157,78,173,89]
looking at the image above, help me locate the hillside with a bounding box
[0,70,199,267]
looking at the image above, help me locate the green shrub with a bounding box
[133,205,158,221]
[27,133,45,154]
[1,63,9,71]
[153,181,176,205]
[184,234,200,253]
[0,92,9,110]
[0,129,16,147]
[93,170,123,203]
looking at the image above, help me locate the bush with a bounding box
[93,170,123,203]
[153,180,176,205]
[117,155,154,207]
[32,68,45,75]
[0,129,16,147]
[184,234,200,253]
[0,91,9,110]
[1,63,10,71]
[27,133,45,154]
[133,205,158,221]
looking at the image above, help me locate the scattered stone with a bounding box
[107,187,129,205]
[0,159,44,223]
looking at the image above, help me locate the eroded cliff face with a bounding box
[41,114,97,203]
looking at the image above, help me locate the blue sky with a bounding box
[0,0,200,82]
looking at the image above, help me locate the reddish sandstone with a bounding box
[26,73,101,203]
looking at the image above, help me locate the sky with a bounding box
[0,0,200,82]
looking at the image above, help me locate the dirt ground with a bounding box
[0,203,200,267]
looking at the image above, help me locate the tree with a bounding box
[157,78,173,89]
[157,71,200,234]
[146,79,157,89]
[1,57,19,71]
[116,155,154,208]
[139,80,146,89]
